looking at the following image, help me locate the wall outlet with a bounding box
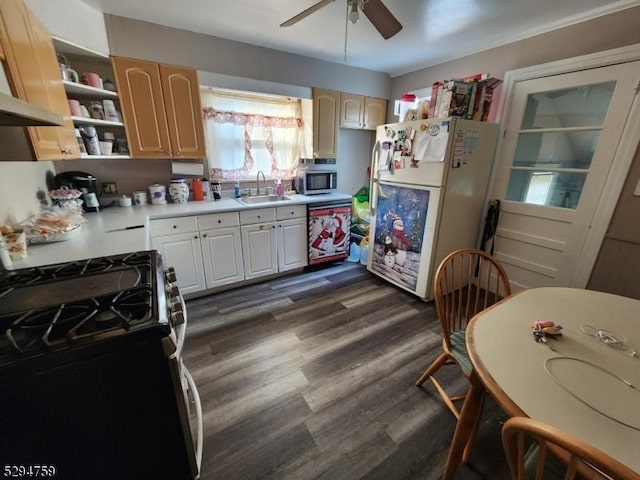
[103,182,118,194]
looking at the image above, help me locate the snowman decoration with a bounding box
[388,211,410,267]
[383,235,396,268]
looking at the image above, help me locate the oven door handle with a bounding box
[175,291,188,358]
[182,362,203,476]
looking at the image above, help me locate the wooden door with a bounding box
[363,97,387,130]
[112,56,171,158]
[159,64,206,158]
[312,88,339,158]
[241,223,277,279]
[201,227,244,288]
[491,60,640,290]
[277,218,308,272]
[151,232,205,295]
[340,93,364,129]
[0,0,78,160]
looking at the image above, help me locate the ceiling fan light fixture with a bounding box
[348,1,359,24]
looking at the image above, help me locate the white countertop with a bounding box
[7,192,352,270]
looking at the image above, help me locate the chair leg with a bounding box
[462,387,485,463]
[415,352,449,386]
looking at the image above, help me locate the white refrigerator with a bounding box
[367,117,499,300]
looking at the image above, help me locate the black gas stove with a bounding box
[0,251,199,480]
[0,251,172,369]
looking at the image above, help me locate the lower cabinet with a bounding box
[150,205,307,293]
[199,212,244,288]
[151,231,206,296]
[240,205,308,280]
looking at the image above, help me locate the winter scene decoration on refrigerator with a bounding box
[371,184,429,291]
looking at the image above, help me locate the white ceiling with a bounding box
[81,0,640,77]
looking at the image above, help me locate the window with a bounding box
[504,82,615,209]
[201,87,307,181]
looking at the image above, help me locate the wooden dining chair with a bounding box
[502,416,640,480]
[416,248,511,460]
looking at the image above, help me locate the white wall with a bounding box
[0,162,56,225]
[25,0,109,55]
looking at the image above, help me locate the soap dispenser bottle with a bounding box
[275,179,284,198]
[234,181,241,198]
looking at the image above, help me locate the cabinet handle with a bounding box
[272,225,276,229]
[257,215,261,219]
[217,220,222,224]
[194,235,198,239]
[259,225,266,230]
[176,150,181,156]
[173,225,178,229]
[202,233,207,238]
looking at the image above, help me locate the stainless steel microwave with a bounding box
[295,170,337,195]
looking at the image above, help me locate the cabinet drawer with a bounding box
[276,205,307,220]
[150,216,198,236]
[198,211,240,230]
[239,208,276,225]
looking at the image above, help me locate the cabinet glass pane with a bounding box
[521,81,615,129]
[506,171,586,209]
[513,130,600,169]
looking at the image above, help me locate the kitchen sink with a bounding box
[237,195,293,205]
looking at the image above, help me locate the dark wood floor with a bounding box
[183,262,511,480]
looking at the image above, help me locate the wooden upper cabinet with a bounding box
[363,97,387,130]
[112,57,171,158]
[112,56,205,159]
[312,88,339,158]
[0,0,79,160]
[338,93,387,131]
[340,93,365,129]
[159,64,205,158]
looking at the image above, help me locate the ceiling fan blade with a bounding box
[280,0,335,27]
[361,0,402,39]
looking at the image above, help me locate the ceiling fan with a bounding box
[280,0,402,40]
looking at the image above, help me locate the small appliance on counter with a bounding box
[294,169,338,195]
[53,171,101,212]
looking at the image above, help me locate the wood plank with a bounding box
[184,263,511,480]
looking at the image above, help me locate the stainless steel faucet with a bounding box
[256,170,266,196]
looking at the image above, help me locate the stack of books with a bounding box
[428,74,502,121]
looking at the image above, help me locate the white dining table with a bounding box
[442,287,640,479]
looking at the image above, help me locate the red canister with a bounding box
[192,178,204,201]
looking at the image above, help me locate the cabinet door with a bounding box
[112,56,172,158]
[201,227,244,288]
[312,88,339,158]
[340,93,364,129]
[363,97,387,130]
[152,232,205,295]
[241,223,277,280]
[159,64,206,158]
[277,218,308,272]
[0,0,79,160]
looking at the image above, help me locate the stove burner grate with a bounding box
[0,283,154,362]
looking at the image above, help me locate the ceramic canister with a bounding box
[132,191,148,205]
[169,179,189,203]
[148,184,167,205]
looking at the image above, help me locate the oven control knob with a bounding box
[165,267,178,283]
[165,283,179,298]
[170,310,185,326]
[170,301,183,314]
